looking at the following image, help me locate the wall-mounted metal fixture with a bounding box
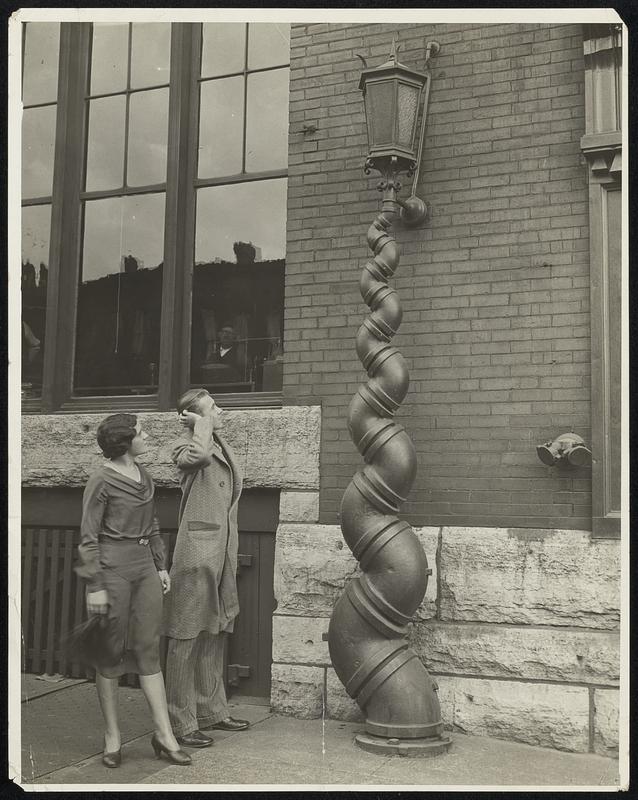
[328,38,450,758]
[357,37,439,227]
[536,433,592,467]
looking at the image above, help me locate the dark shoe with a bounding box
[151,734,193,764]
[208,717,250,732]
[102,749,121,768]
[175,730,214,748]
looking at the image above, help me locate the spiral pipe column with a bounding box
[327,182,451,756]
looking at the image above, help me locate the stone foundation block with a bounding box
[279,490,320,522]
[411,621,620,685]
[274,525,357,616]
[272,615,330,665]
[325,668,364,723]
[274,523,438,618]
[439,527,620,629]
[593,688,620,756]
[435,675,590,752]
[270,664,325,719]
[21,406,321,490]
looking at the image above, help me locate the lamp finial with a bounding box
[390,35,399,64]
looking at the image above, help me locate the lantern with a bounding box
[359,42,429,176]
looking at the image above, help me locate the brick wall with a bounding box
[284,22,592,529]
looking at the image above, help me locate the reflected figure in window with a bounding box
[202,325,246,383]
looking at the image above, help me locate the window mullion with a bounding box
[158,22,201,410]
[41,22,91,412]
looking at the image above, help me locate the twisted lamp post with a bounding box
[327,39,451,757]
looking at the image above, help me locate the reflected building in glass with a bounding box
[22,20,289,401]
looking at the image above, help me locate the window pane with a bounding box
[128,88,169,186]
[198,76,244,178]
[201,23,245,78]
[247,23,290,70]
[246,69,289,172]
[130,23,171,89]
[23,22,60,105]
[22,205,51,398]
[22,106,57,198]
[90,23,128,95]
[75,194,165,395]
[85,96,126,192]
[191,179,286,393]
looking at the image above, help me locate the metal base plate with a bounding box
[355,732,452,758]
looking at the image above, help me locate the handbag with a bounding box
[62,611,124,668]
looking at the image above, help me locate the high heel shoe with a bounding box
[150,733,192,765]
[102,749,122,768]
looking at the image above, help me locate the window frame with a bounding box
[24,21,287,414]
[581,23,623,539]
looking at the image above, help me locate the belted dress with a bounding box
[75,463,166,676]
[162,415,243,639]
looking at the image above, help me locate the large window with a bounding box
[20,21,289,411]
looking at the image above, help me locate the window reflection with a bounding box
[22,22,60,105]
[22,205,51,398]
[247,23,290,70]
[22,106,57,198]
[90,23,128,95]
[246,69,289,172]
[191,179,286,393]
[128,88,169,186]
[130,23,171,89]
[201,23,245,78]
[75,194,165,395]
[198,77,244,178]
[85,96,126,192]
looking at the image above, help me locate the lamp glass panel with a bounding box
[365,79,395,147]
[397,81,421,151]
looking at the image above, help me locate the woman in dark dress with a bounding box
[76,413,191,768]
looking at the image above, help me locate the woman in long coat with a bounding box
[162,389,249,748]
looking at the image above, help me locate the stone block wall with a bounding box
[271,519,620,756]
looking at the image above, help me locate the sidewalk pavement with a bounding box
[22,680,620,790]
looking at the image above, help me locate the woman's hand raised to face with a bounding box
[158,570,171,594]
[87,589,109,615]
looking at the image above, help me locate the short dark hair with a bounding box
[176,388,211,415]
[97,413,138,459]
